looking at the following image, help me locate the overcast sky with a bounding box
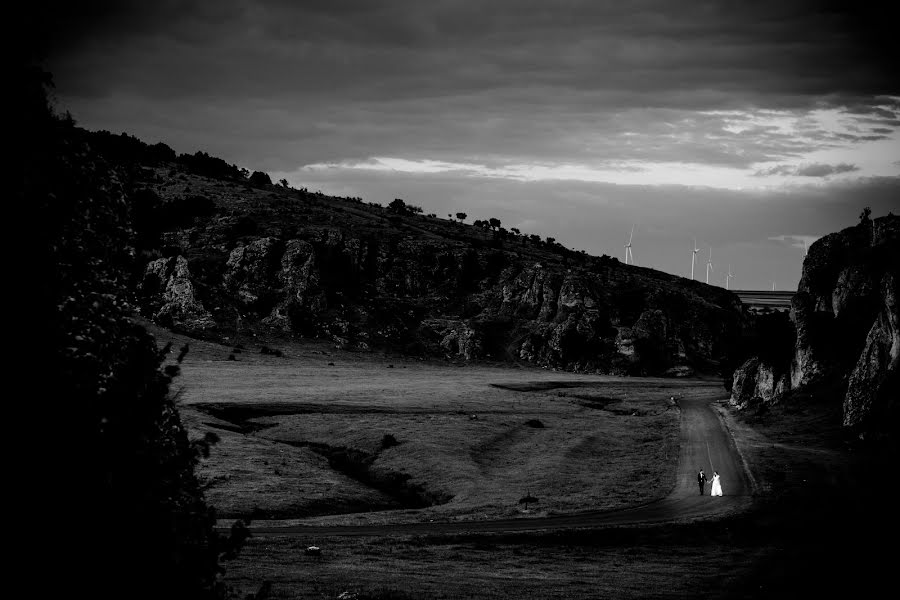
[40,0,899,290]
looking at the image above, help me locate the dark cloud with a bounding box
[27,1,895,174]
[795,163,860,177]
[42,1,900,106]
[754,162,860,177]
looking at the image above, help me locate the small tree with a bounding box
[488,217,501,230]
[510,227,520,236]
[456,212,467,223]
[279,178,289,188]
[519,492,539,510]
[859,206,872,224]
[389,198,408,214]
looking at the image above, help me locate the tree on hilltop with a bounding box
[249,170,272,187]
[388,198,423,215]
[456,212,467,223]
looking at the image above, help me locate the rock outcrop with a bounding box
[843,272,899,430]
[141,255,215,332]
[139,223,741,374]
[731,214,899,434]
[730,357,790,409]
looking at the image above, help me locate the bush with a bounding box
[26,66,233,598]
[249,170,272,187]
[177,150,244,180]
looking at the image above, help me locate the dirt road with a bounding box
[245,392,753,537]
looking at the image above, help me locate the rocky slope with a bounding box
[84,128,743,376]
[731,214,899,435]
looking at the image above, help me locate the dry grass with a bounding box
[222,534,762,600]
[156,325,894,598]
[163,324,720,524]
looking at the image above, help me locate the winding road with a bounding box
[246,392,754,537]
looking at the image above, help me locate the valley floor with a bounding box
[156,326,895,598]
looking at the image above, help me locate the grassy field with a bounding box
[157,326,894,598]
[167,325,717,524]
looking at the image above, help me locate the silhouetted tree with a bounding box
[489,217,501,230]
[456,212,467,222]
[859,206,872,224]
[279,178,289,187]
[249,170,272,187]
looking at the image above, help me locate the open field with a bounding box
[162,325,716,524]
[154,325,895,598]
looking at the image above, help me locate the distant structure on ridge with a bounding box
[705,248,714,284]
[691,238,700,280]
[624,225,635,265]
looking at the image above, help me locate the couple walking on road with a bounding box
[697,468,723,496]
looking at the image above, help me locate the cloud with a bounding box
[40,1,899,173]
[768,234,821,251]
[754,162,860,178]
[795,163,860,177]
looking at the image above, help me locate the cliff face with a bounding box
[731,215,899,434]
[114,157,743,376]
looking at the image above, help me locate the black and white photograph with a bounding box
[21,1,898,598]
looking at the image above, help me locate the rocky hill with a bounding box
[731,214,899,436]
[81,128,743,376]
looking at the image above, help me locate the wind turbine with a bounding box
[691,238,700,280]
[725,264,734,290]
[771,280,776,291]
[624,225,635,265]
[705,248,714,284]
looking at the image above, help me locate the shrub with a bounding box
[25,65,237,597]
[249,170,273,187]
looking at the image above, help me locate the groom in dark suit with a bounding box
[697,468,707,495]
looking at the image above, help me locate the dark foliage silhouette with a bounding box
[249,170,273,187]
[22,64,243,599]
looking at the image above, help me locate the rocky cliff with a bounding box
[83,128,743,376]
[731,214,899,435]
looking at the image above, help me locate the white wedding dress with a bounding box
[710,474,723,496]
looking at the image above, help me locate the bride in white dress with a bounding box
[710,471,723,496]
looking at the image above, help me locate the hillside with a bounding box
[81,128,744,376]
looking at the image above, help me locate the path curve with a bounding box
[242,393,753,537]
